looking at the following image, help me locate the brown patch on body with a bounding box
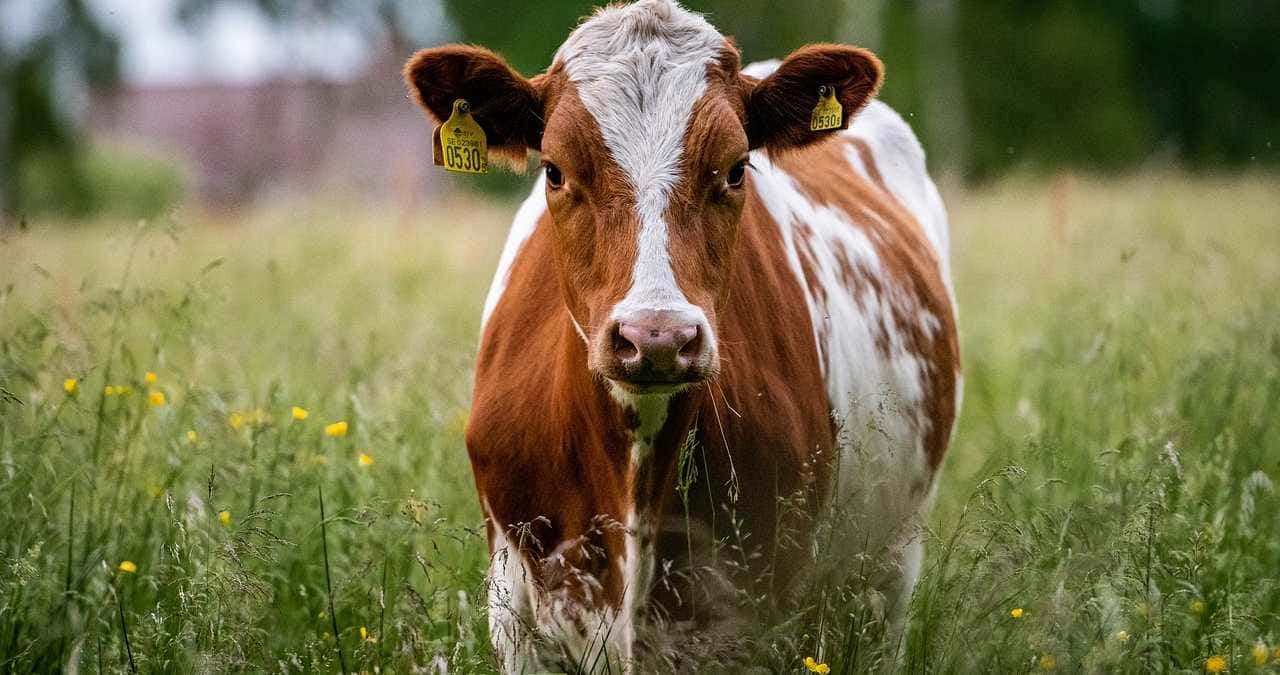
[771,135,960,470]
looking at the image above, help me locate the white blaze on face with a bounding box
[556,0,724,321]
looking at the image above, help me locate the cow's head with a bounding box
[407,0,880,398]
[406,0,881,669]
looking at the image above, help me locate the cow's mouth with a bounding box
[603,367,710,395]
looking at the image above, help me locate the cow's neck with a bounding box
[559,315,702,622]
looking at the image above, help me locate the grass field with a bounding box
[2,173,1279,673]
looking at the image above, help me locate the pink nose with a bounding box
[608,312,704,384]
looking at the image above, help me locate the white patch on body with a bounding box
[845,99,955,292]
[556,0,722,326]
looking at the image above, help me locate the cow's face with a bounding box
[406,2,880,399]
[406,0,881,669]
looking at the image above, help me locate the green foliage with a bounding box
[16,142,185,221]
[0,0,120,217]
[953,2,1154,178]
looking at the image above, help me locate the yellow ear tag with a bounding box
[810,85,843,132]
[435,99,488,174]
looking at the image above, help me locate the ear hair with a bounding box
[403,45,545,170]
[745,44,884,151]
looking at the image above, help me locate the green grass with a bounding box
[1,174,1278,673]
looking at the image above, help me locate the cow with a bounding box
[404,0,960,671]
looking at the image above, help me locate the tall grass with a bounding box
[1,174,1277,672]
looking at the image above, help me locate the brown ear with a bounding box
[404,45,545,169]
[743,44,883,151]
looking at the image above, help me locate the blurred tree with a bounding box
[882,0,1279,179]
[0,0,120,218]
[1119,0,1280,169]
[954,0,1154,179]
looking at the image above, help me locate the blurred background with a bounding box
[0,0,1277,222]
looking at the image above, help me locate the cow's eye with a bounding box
[726,159,748,189]
[544,162,565,189]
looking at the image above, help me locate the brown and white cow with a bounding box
[405,0,960,670]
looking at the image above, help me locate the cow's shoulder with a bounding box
[844,100,951,266]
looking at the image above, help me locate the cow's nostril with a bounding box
[612,323,639,361]
[678,326,702,360]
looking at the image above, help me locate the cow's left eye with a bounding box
[726,159,748,189]
[544,162,565,189]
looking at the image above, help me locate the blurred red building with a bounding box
[89,52,438,209]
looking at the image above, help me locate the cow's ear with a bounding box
[742,44,883,151]
[404,45,545,169]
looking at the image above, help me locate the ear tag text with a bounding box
[434,99,488,175]
[810,85,843,132]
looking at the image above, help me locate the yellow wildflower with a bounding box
[803,656,830,674]
[1116,630,1129,642]
[63,378,78,394]
[1252,642,1268,667]
[1010,607,1025,619]
[118,560,137,574]
[229,412,245,430]
[148,390,167,407]
[218,510,232,527]
[1190,599,1206,615]
[104,385,117,397]
[318,610,327,620]
[117,385,132,396]
[187,430,199,445]
[1039,654,1056,671]
[324,421,348,437]
[292,406,309,420]
[1205,655,1227,673]
[144,371,157,384]
[358,452,374,467]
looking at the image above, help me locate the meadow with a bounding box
[1,173,1278,673]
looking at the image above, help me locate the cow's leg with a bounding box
[831,397,937,665]
[876,526,924,660]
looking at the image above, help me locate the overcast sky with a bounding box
[1,0,452,86]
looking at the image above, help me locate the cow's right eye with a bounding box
[544,162,565,189]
